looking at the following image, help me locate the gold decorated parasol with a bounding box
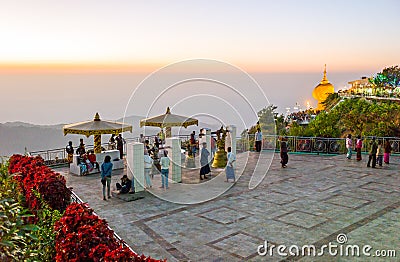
[63,113,132,153]
[140,107,198,137]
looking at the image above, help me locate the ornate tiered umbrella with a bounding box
[140,107,198,137]
[63,113,132,153]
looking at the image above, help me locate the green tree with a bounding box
[257,105,278,135]
[370,65,400,90]
[322,92,341,111]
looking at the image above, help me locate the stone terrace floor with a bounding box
[55,152,400,261]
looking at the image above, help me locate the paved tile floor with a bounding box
[56,152,400,261]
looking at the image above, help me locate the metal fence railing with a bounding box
[29,135,400,166]
[239,135,400,155]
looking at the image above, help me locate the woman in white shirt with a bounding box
[160,150,170,189]
[144,150,153,188]
[225,147,236,182]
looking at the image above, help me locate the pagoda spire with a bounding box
[320,64,330,84]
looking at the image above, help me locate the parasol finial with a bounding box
[94,112,100,121]
[166,107,171,114]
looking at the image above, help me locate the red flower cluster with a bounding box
[55,203,164,262]
[9,155,165,261]
[8,154,71,215]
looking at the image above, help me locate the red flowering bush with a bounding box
[55,203,164,262]
[104,246,164,262]
[8,155,70,214]
[9,155,164,261]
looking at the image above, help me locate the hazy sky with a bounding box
[0,1,399,125]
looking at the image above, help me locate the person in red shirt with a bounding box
[88,151,100,171]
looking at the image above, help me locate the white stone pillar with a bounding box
[204,128,211,162]
[227,125,237,155]
[127,142,145,192]
[166,137,182,183]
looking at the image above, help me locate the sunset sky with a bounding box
[1,0,399,73]
[1,0,399,125]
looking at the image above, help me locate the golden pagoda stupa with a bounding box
[312,64,334,111]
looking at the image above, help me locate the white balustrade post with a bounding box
[227,125,237,155]
[127,142,144,192]
[205,128,211,162]
[166,137,182,183]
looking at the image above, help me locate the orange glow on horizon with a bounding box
[0,62,164,74]
[0,61,384,74]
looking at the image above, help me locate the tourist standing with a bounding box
[346,134,353,159]
[200,142,211,180]
[108,134,116,150]
[384,140,392,164]
[356,135,363,161]
[160,150,170,189]
[376,140,384,167]
[66,141,74,164]
[367,137,377,168]
[159,130,165,145]
[76,138,86,155]
[190,131,197,158]
[154,135,160,149]
[211,135,217,158]
[280,137,289,168]
[255,128,263,152]
[144,150,153,188]
[139,134,145,144]
[225,147,236,182]
[101,155,113,200]
[116,134,125,159]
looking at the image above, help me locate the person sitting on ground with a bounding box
[116,175,131,194]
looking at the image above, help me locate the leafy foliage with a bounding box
[29,191,63,261]
[9,155,71,216]
[322,92,341,111]
[292,97,400,137]
[370,65,400,89]
[0,160,39,261]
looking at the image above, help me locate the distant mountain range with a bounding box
[0,115,221,157]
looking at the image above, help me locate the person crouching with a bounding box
[116,175,131,194]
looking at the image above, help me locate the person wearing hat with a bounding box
[200,142,211,180]
[367,137,377,168]
[116,174,132,194]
